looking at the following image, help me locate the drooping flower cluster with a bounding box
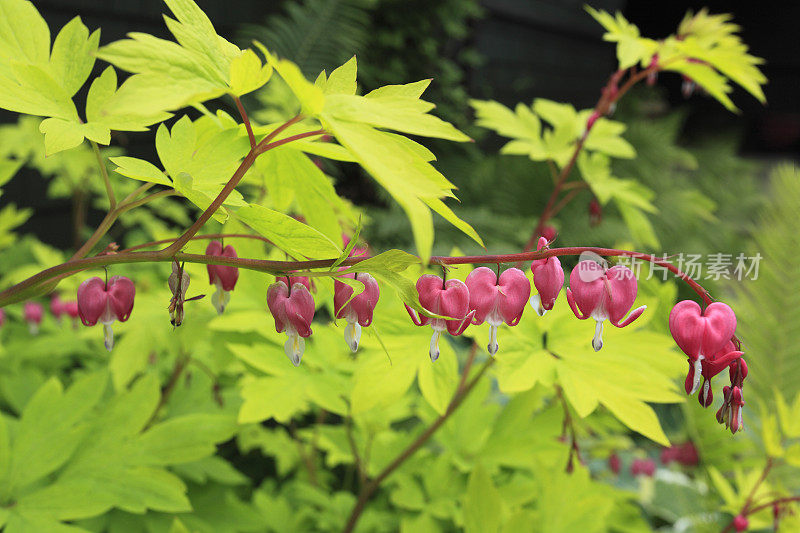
[669,300,747,433]
[267,276,315,367]
[77,275,136,351]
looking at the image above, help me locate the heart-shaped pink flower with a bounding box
[566,261,645,351]
[267,277,315,366]
[405,275,474,361]
[530,237,564,315]
[77,276,136,350]
[24,301,43,334]
[465,267,530,355]
[669,300,736,394]
[334,272,380,352]
[206,241,240,314]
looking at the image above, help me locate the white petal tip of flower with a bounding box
[530,295,547,317]
[284,335,305,367]
[592,321,603,352]
[103,323,114,351]
[689,357,703,395]
[344,321,361,353]
[429,330,441,362]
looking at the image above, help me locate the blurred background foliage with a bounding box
[0,1,798,532]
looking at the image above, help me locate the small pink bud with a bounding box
[50,294,65,321]
[24,301,44,334]
[267,277,315,366]
[733,514,748,532]
[661,442,699,467]
[669,300,737,395]
[566,262,645,351]
[334,272,380,352]
[539,225,557,242]
[77,276,135,351]
[465,266,530,355]
[589,198,602,227]
[206,241,239,315]
[405,275,474,362]
[530,237,564,316]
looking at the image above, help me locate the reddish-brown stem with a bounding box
[745,496,800,516]
[253,129,326,155]
[721,459,774,532]
[234,96,256,149]
[0,246,715,308]
[343,356,494,533]
[164,116,315,255]
[555,385,581,473]
[525,65,660,251]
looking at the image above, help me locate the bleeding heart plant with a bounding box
[267,276,315,366]
[405,274,474,362]
[566,261,646,351]
[206,241,239,314]
[465,266,530,355]
[77,275,135,350]
[334,272,380,352]
[529,237,564,316]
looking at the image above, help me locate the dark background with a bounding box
[3,0,798,248]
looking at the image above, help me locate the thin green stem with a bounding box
[91,141,116,210]
[342,355,494,533]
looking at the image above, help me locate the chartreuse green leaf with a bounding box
[535,468,615,532]
[173,172,245,223]
[463,466,506,533]
[665,59,737,112]
[155,116,250,186]
[110,156,172,186]
[236,204,341,260]
[258,44,324,115]
[228,49,273,96]
[323,55,358,95]
[585,7,657,70]
[49,17,100,97]
[85,66,173,133]
[39,118,109,156]
[254,146,342,245]
[324,117,479,263]
[4,372,239,527]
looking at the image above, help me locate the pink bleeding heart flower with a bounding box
[77,276,136,351]
[529,237,564,316]
[465,267,530,355]
[206,241,239,315]
[50,294,65,322]
[669,300,737,395]
[566,261,646,351]
[334,272,380,352]
[405,275,474,362]
[733,515,748,532]
[660,442,699,467]
[63,301,79,328]
[267,276,315,366]
[630,458,656,477]
[24,301,44,335]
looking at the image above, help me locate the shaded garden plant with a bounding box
[0,2,783,532]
